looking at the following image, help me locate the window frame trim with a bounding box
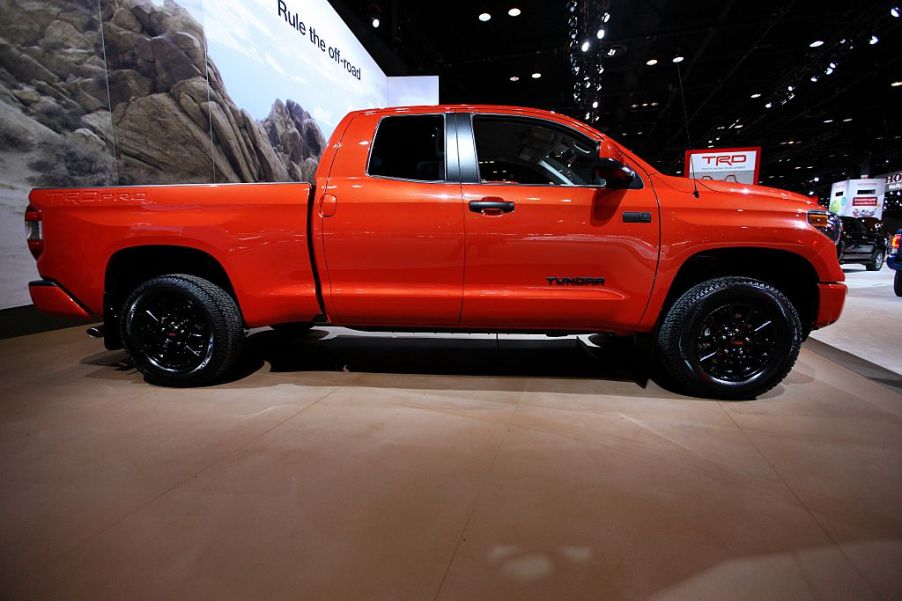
[364,113,456,184]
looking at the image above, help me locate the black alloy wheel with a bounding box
[692,302,781,384]
[657,277,802,399]
[121,274,244,386]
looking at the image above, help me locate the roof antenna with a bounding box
[676,62,700,198]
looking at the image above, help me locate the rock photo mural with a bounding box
[0,0,391,308]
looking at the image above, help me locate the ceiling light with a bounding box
[592,100,598,108]
[787,85,794,92]
[371,17,380,28]
[869,35,879,45]
[602,12,611,22]
[531,72,541,79]
[823,118,833,123]
[825,66,834,75]
[810,75,818,82]
[607,48,617,57]
[509,75,519,81]
[581,40,590,52]
[750,92,762,98]
[892,6,900,17]
[672,56,684,63]
[893,81,902,87]
[843,117,852,122]
[734,124,744,129]
[596,28,606,39]
[478,12,491,22]
[765,102,773,108]
[651,101,659,106]
[508,8,521,17]
[809,40,824,48]
[814,177,820,182]
[646,58,658,66]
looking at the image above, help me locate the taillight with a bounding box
[893,233,901,252]
[24,204,43,259]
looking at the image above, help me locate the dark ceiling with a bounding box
[330,0,901,200]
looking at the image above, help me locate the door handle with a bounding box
[469,198,515,215]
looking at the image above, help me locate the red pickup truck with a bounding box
[24,105,845,399]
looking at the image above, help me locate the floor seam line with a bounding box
[11,385,341,589]
[430,392,522,601]
[716,402,886,601]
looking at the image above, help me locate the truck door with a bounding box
[317,113,465,326]
[456,114,659,331]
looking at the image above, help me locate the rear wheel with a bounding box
[120,274,244,387]
[895,271,902,297]
[866,249,885,271]
[657,277,802,399]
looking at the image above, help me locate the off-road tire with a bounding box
[120,274,244,387]
[657,277,802,400]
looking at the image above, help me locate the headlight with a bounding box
[807,210,830,229]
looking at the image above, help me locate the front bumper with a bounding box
[814,282,846,328]
[29,280,92,320]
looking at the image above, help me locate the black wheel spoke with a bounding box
[694,300,781,383]
[130,291,213,375]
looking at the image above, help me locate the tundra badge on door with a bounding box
[546,276,606,286]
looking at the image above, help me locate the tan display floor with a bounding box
[0,324,900,601]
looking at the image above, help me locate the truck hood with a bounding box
[696,179,817,207]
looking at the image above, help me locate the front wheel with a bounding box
[120,274,244,386]
[656,277,802,400]
[895,271,902,297]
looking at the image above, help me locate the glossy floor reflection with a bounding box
[0,326,899,601]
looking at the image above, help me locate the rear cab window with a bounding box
[367,115,445,182]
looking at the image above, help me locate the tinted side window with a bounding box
[472,116,600,185]
[368,115,445,181]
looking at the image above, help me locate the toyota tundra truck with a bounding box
[24,105,846,399]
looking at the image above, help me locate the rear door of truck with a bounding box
[314,110,464,327]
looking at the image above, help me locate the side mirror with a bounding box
[595,157,636,189]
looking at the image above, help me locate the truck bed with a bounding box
[28,182,322,327]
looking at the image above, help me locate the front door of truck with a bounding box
[457,114,659,331]
[318,113,464,326]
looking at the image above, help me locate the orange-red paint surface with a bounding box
[28,282,91,319]
[27,104,846,332]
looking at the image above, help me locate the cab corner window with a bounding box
[472,116,600,186]
[368,115,445,182]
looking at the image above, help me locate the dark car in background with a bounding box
[838,216,887,270]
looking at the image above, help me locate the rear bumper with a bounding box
[29,280,92,320]
[814,282,846,328]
